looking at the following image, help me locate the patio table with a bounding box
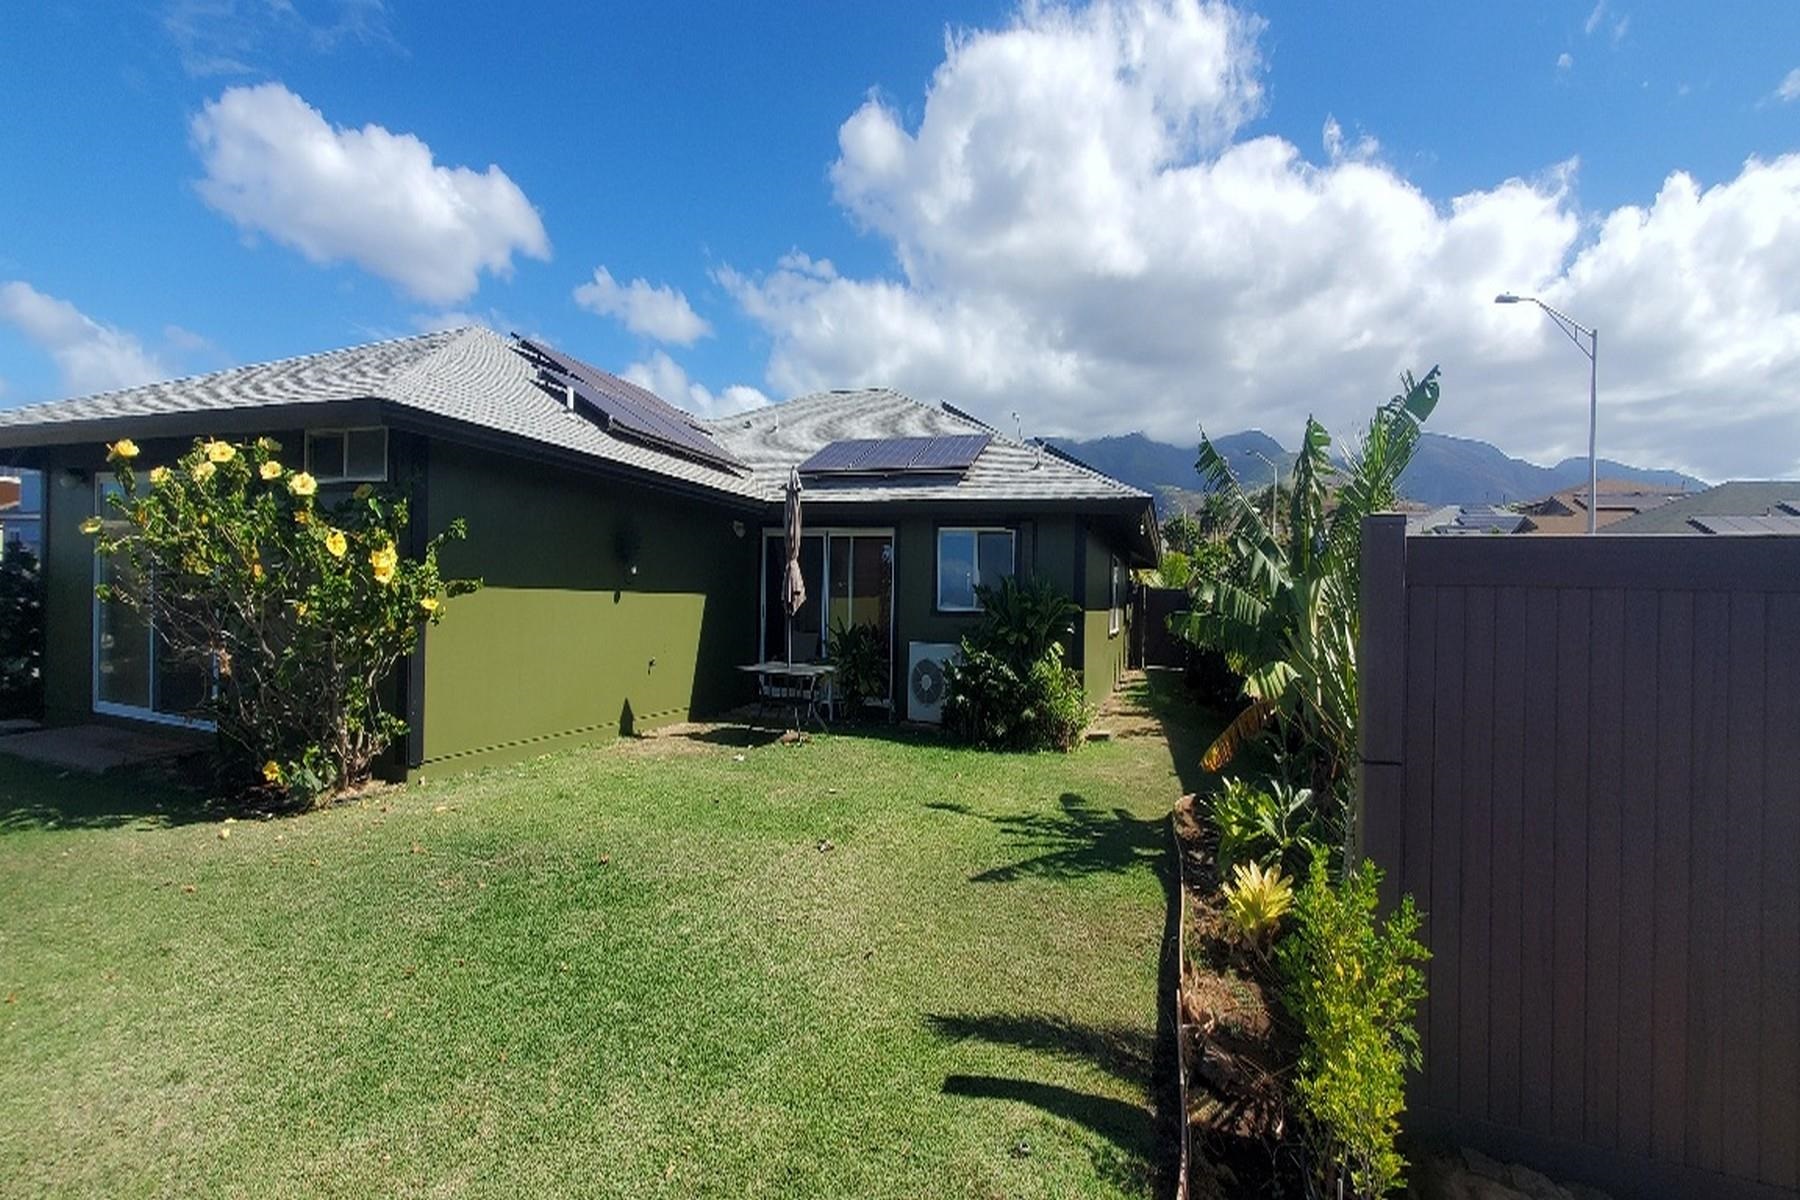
[739,661,836,731]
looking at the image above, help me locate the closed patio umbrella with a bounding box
[782,466,806,664]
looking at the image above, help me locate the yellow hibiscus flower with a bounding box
[148,466,171,486]
[252,562,265,581]
[288,472,318,498]
[202,440,236,464]
[255,437,280,453]
[294,601,309,617]
[324,529,348,559]
[262,760,283,785]
[370,543,399,586]
[192,460,216,483]
[107,438,140,462]
[79,516,103,535]
[420,596,440,614]
[259,460,283,481]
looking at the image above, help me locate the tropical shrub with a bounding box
[0,545,43,719]
[1222,859,1294,949]
[1208,776,1332,878]
[942,643,1092,752]
[962,574,1079,671]
[84,435,479,803]
[1276,859,1429,1199]
[827,617,889,713]
[1175,369,1441,848]
[1153,549,1193,590]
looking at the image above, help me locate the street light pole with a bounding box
[1496,292,1600,534]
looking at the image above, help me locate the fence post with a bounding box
[1357,513,1408,908]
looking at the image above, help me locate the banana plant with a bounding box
[1175,369,1441,817]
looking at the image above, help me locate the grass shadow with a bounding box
[926,1012,1154,1083]
[927,792,1165,883]
[941,1074,1156,1159]
[1113,668,1233,797]
[0,756,217,834]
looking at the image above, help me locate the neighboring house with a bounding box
[1599,479,1800,535]
[1405,504,1528,536]
[1514,478,1690,534]
[0,470,44,561]
[0,327,1156,776]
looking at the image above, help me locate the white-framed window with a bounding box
[936,526,1015,612]
[1109,554,1124,635]
[304,427,388,483]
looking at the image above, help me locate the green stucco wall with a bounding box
[879,513,1116,709]
[1080,524,1130,705]
[417,442,758,772]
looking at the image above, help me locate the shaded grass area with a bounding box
[0,686,1218,1199]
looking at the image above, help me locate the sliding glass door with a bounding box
[761,529,894,686]
[92,476,211,726]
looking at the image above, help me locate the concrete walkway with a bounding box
[0,724,200,773]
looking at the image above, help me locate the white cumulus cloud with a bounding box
[719,0,1800,480]
[623,350,769,420]
[574,267,712,345]
[191,83,550,305]
[0,282,168,395]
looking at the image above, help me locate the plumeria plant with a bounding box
[83,435,478,804]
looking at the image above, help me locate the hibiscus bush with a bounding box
[84,435,478,803]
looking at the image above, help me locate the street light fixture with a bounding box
[1496,292,1600,534]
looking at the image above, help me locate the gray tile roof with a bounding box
[1601,481,1800,534]
[705,387,1148,505]
[0,327,1149,509]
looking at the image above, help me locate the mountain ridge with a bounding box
[1047,430,1705,509]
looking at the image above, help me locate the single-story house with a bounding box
[1598,479,1800,535]
[0,326,1158,776]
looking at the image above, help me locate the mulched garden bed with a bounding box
[1172,794,1308,1199]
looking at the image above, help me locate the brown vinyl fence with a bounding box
[1357,514,1800,1200]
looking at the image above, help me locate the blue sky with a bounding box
[2,1,1797,478]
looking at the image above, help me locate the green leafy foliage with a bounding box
[0,545,43,719]
[85,436,479,803]
[963,574,1079,672]
[1161,511,1204,555]
[826,617,889,712]
[1207,776,1332,878]
[1153,549,1193,590]
[942,644,1092,752]
[943,575,1091,751]
[1276,859,1429,1198]
[1174,369,1441,835]
[1222,859,1294,948]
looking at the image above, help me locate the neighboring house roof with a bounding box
[1407,504,1528,536]
[1601,481,1800,534]
[1516,478,1690,534]
[0,327,1150,516]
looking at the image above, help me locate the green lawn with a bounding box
[0,678,1212,1199]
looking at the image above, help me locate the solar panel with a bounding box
[799,434,991,477]
[516,338,742,472]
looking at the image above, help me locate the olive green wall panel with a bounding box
[420,443,758,769]
[1081,525,1129,705]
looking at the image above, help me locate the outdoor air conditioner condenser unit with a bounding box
[905,641,961,724]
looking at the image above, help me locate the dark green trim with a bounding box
[397,432,430,771]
